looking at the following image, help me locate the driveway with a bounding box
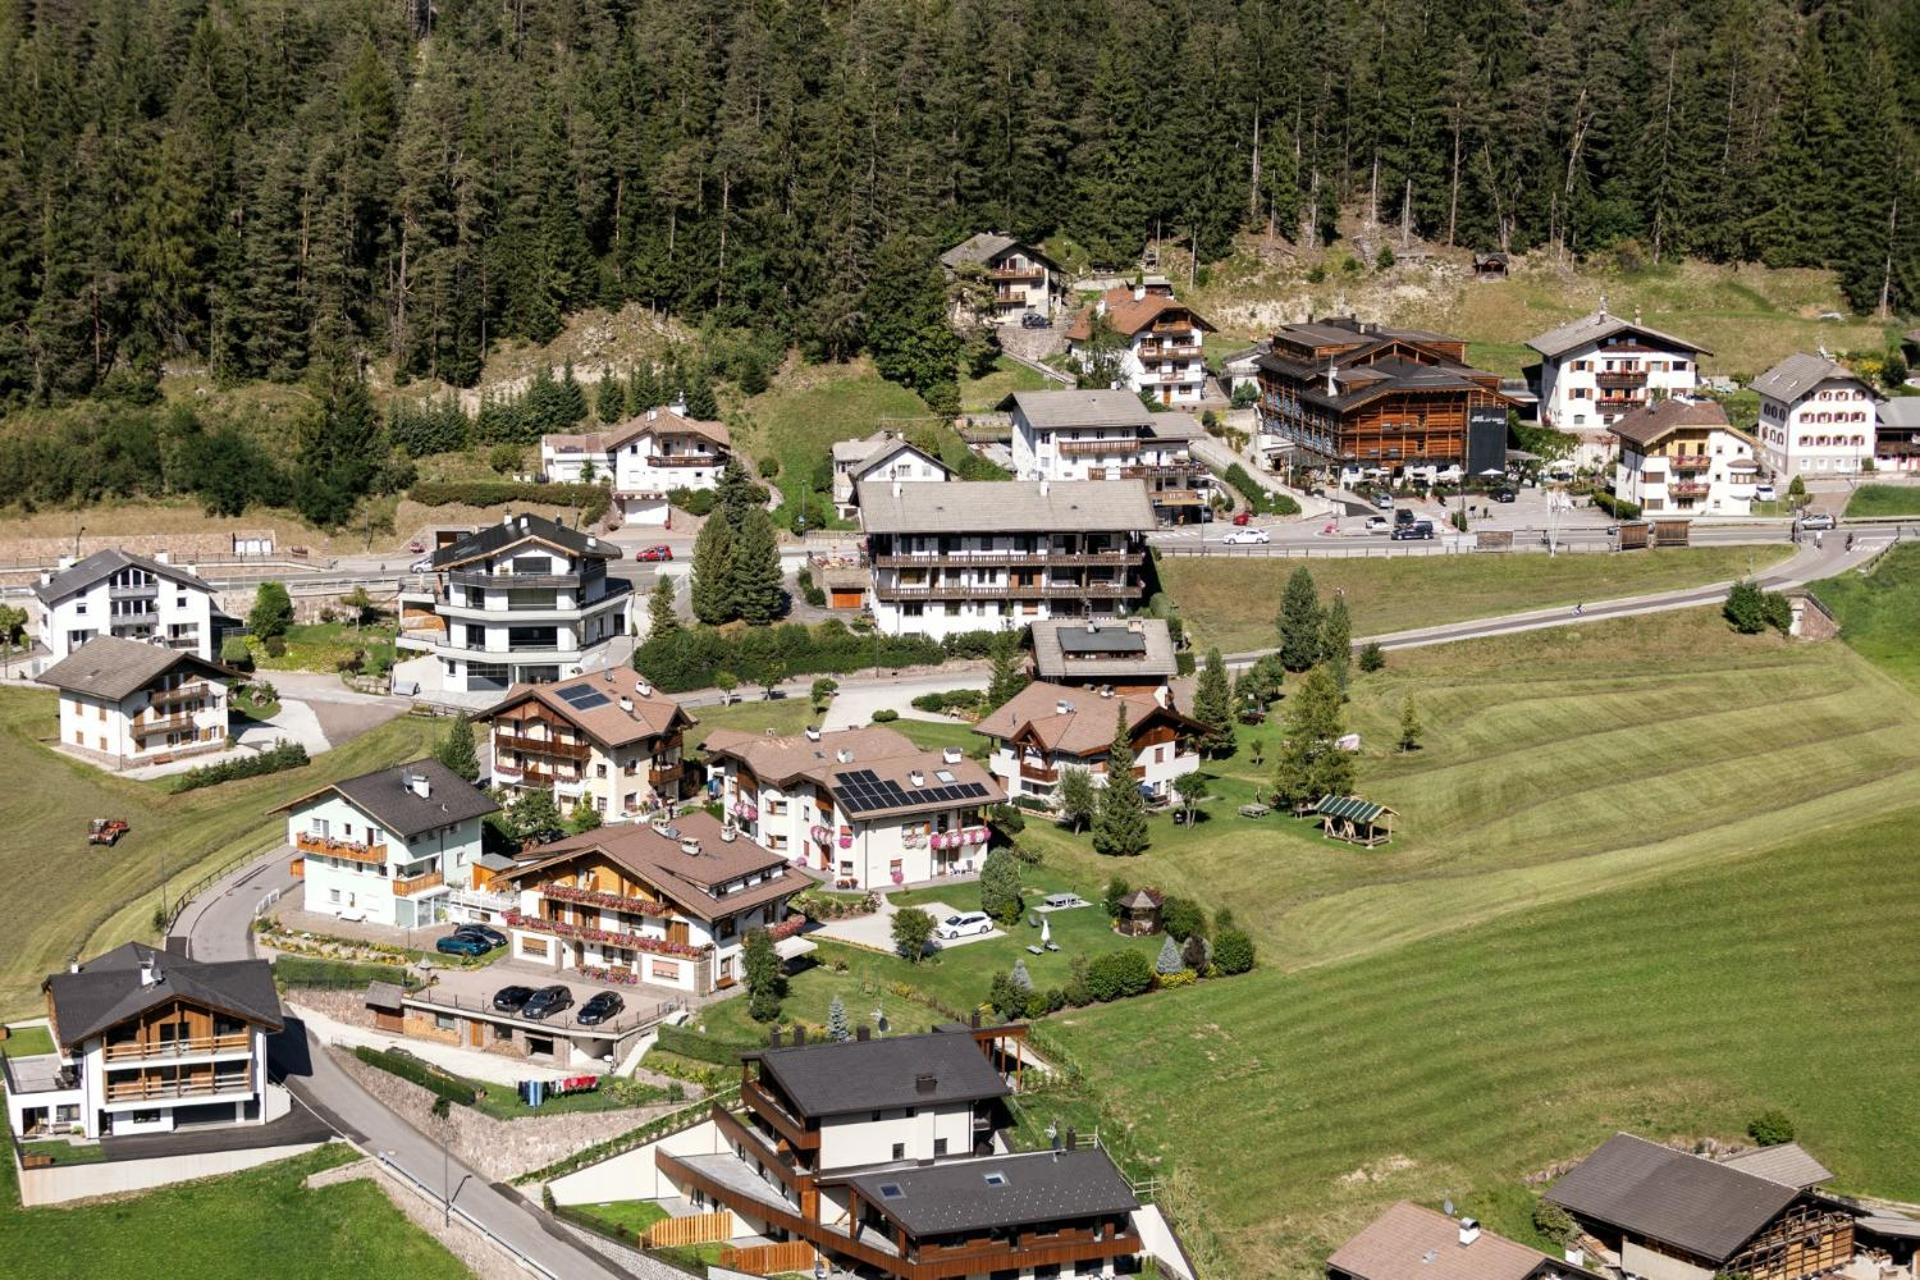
[814,897,1003,954]
[821,671,991,730]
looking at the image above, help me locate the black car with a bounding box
[1491,488,1517,503]
[577,991,625,1026]
[455,923,508,949]
[520,985,574,1020]
[1393,508,1416,526]
[1020,312,1050,329]
[1390,521,1437,540]
[491,985,536,1014]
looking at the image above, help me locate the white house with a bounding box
[540,401,731,526]
[34,636,236,770]
[276,758,500,929]
[1752,353,1881,480]
[396,512,631,693]
[32,549,225,670]
[703,725,1003,890]
[858,478,1156,642]
[497,810,805,995]
[1006,389,1210,524]
[1065,282,1217,405]
[1609,398,1760,518]
[1876,396,1920,474]
[938,233,1069,323]
[1525,306,1709,467]
[974,681,1203,807]
[829,432,953,518]
[6,942,283,1142]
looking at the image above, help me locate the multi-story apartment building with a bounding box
[32,549,223,669]
[638,1026,1174,1280]
[1876,396,1920,474]
[277,759,499,929]
[975,682,1201,808]
[1006,390,1210,525]
[5,943,282,1141]
[1028,618,1178,692]
[1066,282,1217,405]
[831,431,953,518]
[858,478,1156,642]
[939,233,1069,323]
[539,400,732,526]
[704,725,1003,890]
[1609,399,1760,518]
[1525,306,1709,466]
[1255,317,1510,479]
[397,513,631,693]
[477,671,694,821]
[35,636,234,769]
[498,811,803,994]
[1752,352,1881,479]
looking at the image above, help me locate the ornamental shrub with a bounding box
[1086,949,1154,1002]
[1747,1108,1796,1146]
[1213,927,1256,975]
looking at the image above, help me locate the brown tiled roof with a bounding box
[1606,397,1735,449]
[512,810,801,920]
[545,405,731,456]
[477,674,693,750]
[1065,293,1216,342]
[704,725,1002,820]
[1328,1202,1573,1280]
[974,681,1197,757]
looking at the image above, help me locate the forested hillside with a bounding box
[0,0,1916,411]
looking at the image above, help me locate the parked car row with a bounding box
[435,923,507,957]
[488,982,625,1024]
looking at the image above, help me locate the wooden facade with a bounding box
[1724,1200,1855,1280]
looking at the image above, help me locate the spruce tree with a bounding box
[626,363,661,416]
[1398,697,1423,753]
[826,994,851,1042]
[434,713,481,781]
[1192,647,1235,757]
[731,508,785,625]
[1320,593,1353,695]
[1057,767,1097,833]
[986,631,1028,709]
[1092,707,1150,857]
[863,233,962,399]
[1277,567,1323,672]
[689,516,736,625]
[1272,665,1353,807]
[595,371,625,424]
[1155,934,1184,976]
[647,577,681,638]
[682,370,719,420]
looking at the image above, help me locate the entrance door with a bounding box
[668,920,690,948]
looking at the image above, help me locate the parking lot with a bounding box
[412,958,698,1039]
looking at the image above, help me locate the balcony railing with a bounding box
[1055,437,1144,456]
[495,731,591,760]
[990,265,1044,281]
[1595,370,1647,389]
[877,580,1145,602]
[447,885,521,913]
[149,682,214,709]
[105,1073,252,1103]
[1668,454,1714,470]
[394,869,445,896]
[505,909,709,958]
[1668,482,1710,498]
[448,568,589,590]
[871,549,1138,568]
[649,762,685,785]
[109,582,160,600]
[648,454,718,468]
[104,1033,250,1062]
[1144,343,1202,360]
[541,881,670,915]
[295,833,388,866]
[132,711,200,737]
[1019,762,1059,783]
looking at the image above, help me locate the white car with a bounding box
[1753,484,1777,502]
[1220,528,1271,546]
[934,911,994,941]
[1363,516,1391,534]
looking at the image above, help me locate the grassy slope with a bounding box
[1812,543,1920,691]
[0,1144,470,1280]
[0,687,441,1017]
[1159,545,1792,653]
[1844,484,1920,518]
[960,354,1052,412]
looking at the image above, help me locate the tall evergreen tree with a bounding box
[1272,665,1353,808]
[1192,647,1235,758]
[1277,568,1323,672]
[1092,707,1150,857]
[986,631,1028,710]
[1319,594,1353,695]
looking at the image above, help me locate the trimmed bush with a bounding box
[634,620,958,694]
[172,740,308,793]
[1213,927,1256,975]
[1747,1108,1796,1146]
[871,708,899,723]
[352,1046,475,1108]
[1221,464,1301,516]
[910,689,987,715]
[219,635,254,671]
[656,1022,754,1067]
[1590,490,1642,520]
[1086,949,1154,1001]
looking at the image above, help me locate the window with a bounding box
[494,1023,512,1041]
[527,1036,554,1056]
[596,763,608,778]
[892,1143,906,1161]
[522,937,548,958]
[934,1138,949,1156]
[133,1110,161,1124]
[329,889,341,904]
[982,1171,1009,1187]
[878,1182,905,1200]
[434,1013,456,1032]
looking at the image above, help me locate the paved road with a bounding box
[177,851,635,1280]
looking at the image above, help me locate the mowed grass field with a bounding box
[1843,484,1920,518]
[1814,543,1920,690]
[0,687,441,1018]
[1158,544,1793,652]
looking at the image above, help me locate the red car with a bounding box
[1232,511,1253,527]
[635,545,674,562]
[406,539,426,553]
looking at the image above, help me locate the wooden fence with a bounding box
[719,1241,817,1275]
[644,1208,734,1249]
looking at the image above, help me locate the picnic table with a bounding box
[1237,803,1271,819]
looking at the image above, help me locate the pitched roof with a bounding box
[1524,309,1709,360]
[1328,1202,1573,1280]
[703,725,1002,820]
[274,758,499,839]
[974,681,1196,757]
[1751,353,1868,403]
[1065,291,1216,341]
[510,810,798,920]
[752,1028,1011,1118]
[1008,390,1159,432]
[34,636,238,702]
[32,548,215,604]
[477,674,693,750]
[1257,323,1504,415]
[842,1148,1139,1238]
[1879,396,1920,430]
[1606,397,1737,449]
[856,479,1155,535]
[1718,1142,1834,1189]
[1546,1133,1800,1262]
[1029,619,1177,682]
[939,233,1059,273]
[430,512,620,569]
[45,942,281,1049]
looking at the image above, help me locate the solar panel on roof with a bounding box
[557,685,611,710]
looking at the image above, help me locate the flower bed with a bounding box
[543,883,667,915]
[766,915,808,941]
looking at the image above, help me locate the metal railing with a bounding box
[401,984,682,1037]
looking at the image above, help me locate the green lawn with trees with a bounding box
[1843,484,1920,518]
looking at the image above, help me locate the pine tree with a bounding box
[435,714,480,781]
[731,509,785,625]
[509,790,565,846]
[626,364,661,415]
[1272,665,1353,807]
[595,372,625,424]
[986,631,1028,709]
[1155,934,1184,976]
[863,233,962,401]
[1092,707,1150,857]
[1398,697,1423,753]
[683,372,719,421]
[1277,567,1323,672]
[1010,958,1033,992]
[1320,594,1353,695]
[647,578,681,638]
[1192,648,1235,757]
[826,994,851,1042]
[689,516,736,625]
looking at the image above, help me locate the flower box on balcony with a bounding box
[504,909,708,958]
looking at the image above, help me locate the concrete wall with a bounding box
[545,1117,726,1205]
[1133,1204,1195,1280]
[818,1104,973,1169]
[15,1138,330,1207]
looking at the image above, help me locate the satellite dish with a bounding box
[1443,1196,1454,1216]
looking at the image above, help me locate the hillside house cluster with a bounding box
[1524,306,1709,466]
[476,672,694,822]
[831,432,953,519]
[1608,399,1761,517]
[539,401,732,526]
[31,549,228,670]
[1065,279,1217,405]
[1006,390,1211,525]
[940,234,1069,324]
[975,681,1202,809]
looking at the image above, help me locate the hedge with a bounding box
[274,957,422,990]
[656,1022,756,1067]
[352,1046,475,1108]
[909,689,987,715]
[1590,491,1642,519]
[171,740,308,794]
[410,479,611,525]
[635,620,1006,694]
[1220,463,1302,516]
[514,1085,740,1185]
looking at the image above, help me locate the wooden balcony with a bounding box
[542,882,669,915]
[876,580,1145,602]
[294,833,388,866]
[105,1073,253,1103]
[649,761,685,785]
[495,731,591,760]
[1596,369,1647,389]
[394,869,445,897]
[1667,454,1714,470]
[150,682,215,709]
[104,1033,251,1062]
[1055,437,1144,456]
[871,549,1137,568]
[133,711,199,737]
[1144,343,1202,360]
[648,454,719,468]
[990,265,1044,281]
[741,1079,819,1150]
[1019,762,1059,783]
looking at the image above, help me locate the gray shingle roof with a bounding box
[430,512,620,569]
[753,1030,1010,1118]
[1546,1133,1799,1262]
[1751,353,1866,404]
[842,1148,1139,1238]
[857,479,1155,535]
[1879,397,1920,430]
[1525,310,1709,360]
[1008,389,1159,431]
[939,233,1059,273]
[32,549,216,605]
[1718,1142,1834,1189]
[45,942,281,1049]
[276,757,499,839]
[34,636,237,702]
[1030,619,1177,682]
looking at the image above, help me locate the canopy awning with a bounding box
[774,935,818,962]
[1315,794,1395,824]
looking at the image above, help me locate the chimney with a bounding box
[908,770,925,788]
[502,512,515,527]
[138,957,161,988]
[1154,684,1171,709]
[805,727,821,742]
[1039,479,1050,498]
[794,1025,807,1046]
[942,747,963,765]
[56,555,75,572]
[671,393,688,415]
[619,697,634,713]
[770,1028,783,1048]
[679,837,702,856]
[856,1025,871,1041]
[68,961,80,974]
[38,571,50,587]
[153,551,170,566]
[635,680,653,698]
[836,748,853,764]
[647,407,657,421]
[409,772,431,799]
[914,1072,937,1095]
[1099,686,1114,699]
[1598,293,1609,318]
[587,535,598,549]
[1133,283,1147,302]
[1458,1218,1481,1248]
[1325,358,1338,397]
[1055,699,1074,715]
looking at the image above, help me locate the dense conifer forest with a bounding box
[0,0,1915,410]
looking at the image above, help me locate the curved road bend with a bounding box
[179,852,633,1280]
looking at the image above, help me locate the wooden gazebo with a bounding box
[1117,888,1163,936]
[1315,794,1397,847]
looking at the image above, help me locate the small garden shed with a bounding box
[1117,888,1164,936]
[1315,794,1397,847]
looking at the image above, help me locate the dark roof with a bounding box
[45,942,282,1049]
[274,758,499,839]
[1257,323,1504,416]
[1607,398,1740,449]
[841,1148,1139,1238]
[1750,353,1868,403]
[34,637,238,702]
[753,1030,1011,1118]
[1546,1133,1800,1262]
[1057,628,1146,657]
[939,233,1061,274]
[32,549,215,604]
[430,512,619,569]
